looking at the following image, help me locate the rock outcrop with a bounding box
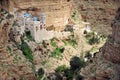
[0,8,36,80]
[1,0,72,31]
[73,0,120,35]
[80,7,120,80]
[102,8,120,64]
[0,8,13,47]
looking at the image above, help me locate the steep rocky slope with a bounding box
[0,0,120,80]
[80,7,120,80]
[73,0,120,35]
[0,8,36,80]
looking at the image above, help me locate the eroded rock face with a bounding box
[73,0,119,35]
[0,8,36,80]
[102,8,120,64]
[80,8,120,80]
[1,0,72,31]
[0,9,12,47]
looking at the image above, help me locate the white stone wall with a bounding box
[26,21,71,43]
[34,29,71,43]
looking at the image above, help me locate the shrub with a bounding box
[25,31,33,41]
[55,65,68,73]
[1,8,8,14]
[38,68,45,77]
[50,38,58,47]
[62,40,68,45]
[85,51,92,59]
[64,69,74,80]
[54,73,63,80]
[6,46,12,52]
[85,32,106,45]
[87,36,99,45]
[70,56,85,71]
[42,40,47,48]
[20,40,33,61]
[12,21,19,27]
[75,74,83,80]
[51,47,64,59]
[59,47,65,53]
[42,60,47,65]
[64,25,74,32]
[71,11,77,21]
[68,39,77,47]
[6,14,14,19]
[62,39,77,47]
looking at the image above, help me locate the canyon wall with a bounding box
[0,7,36,80]
[73,0,120,35]
[0,8,13,47]
[1,0,72,31]
[81,7,120,80]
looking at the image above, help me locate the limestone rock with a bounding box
[80,7,120,80]
[1,0,72,31]
[0,8,36,80]
[73,0,119,35]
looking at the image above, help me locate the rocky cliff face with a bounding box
[73,0,119,35]
[80,7,120,80]
[1,0,72,31]
[0,7,13,47]
[0,8,36,80]
[1,0,120,80]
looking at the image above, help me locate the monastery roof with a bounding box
[33,17,38,21]
[24,13,31,17]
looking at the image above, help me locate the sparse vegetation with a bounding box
[42,60,47,65]
[37,68,45,79]
[20,39,38,79]
[50,38,58,47]
[85,51,92,59]
[85,31,106,45]
[42,40,47,48]
[6,46,12,52]
[54,56,85,80]
[89,46,99,54]
[50,38,65,59]
[70,56,86,71]
[62,40,68,45]
[25,31,33,41]
[55,65,74,80]
[1,8,8,14]
[20,40,33,61]
[64,69,74,80]
[68,39,77,47]
[51,47,64,59]
[71,11,77,21]
[6,14,14,19]
[64,25,74,32]
[80,50,84,59]
[6,46,21,63]
[12,21,19,27]
[55,65,68,73]
[62,37,77,47]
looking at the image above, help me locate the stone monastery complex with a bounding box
[1,0,73,42]
[13,12,71,42]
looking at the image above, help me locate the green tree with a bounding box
[70,56,85,71]
[20,40,33,61]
